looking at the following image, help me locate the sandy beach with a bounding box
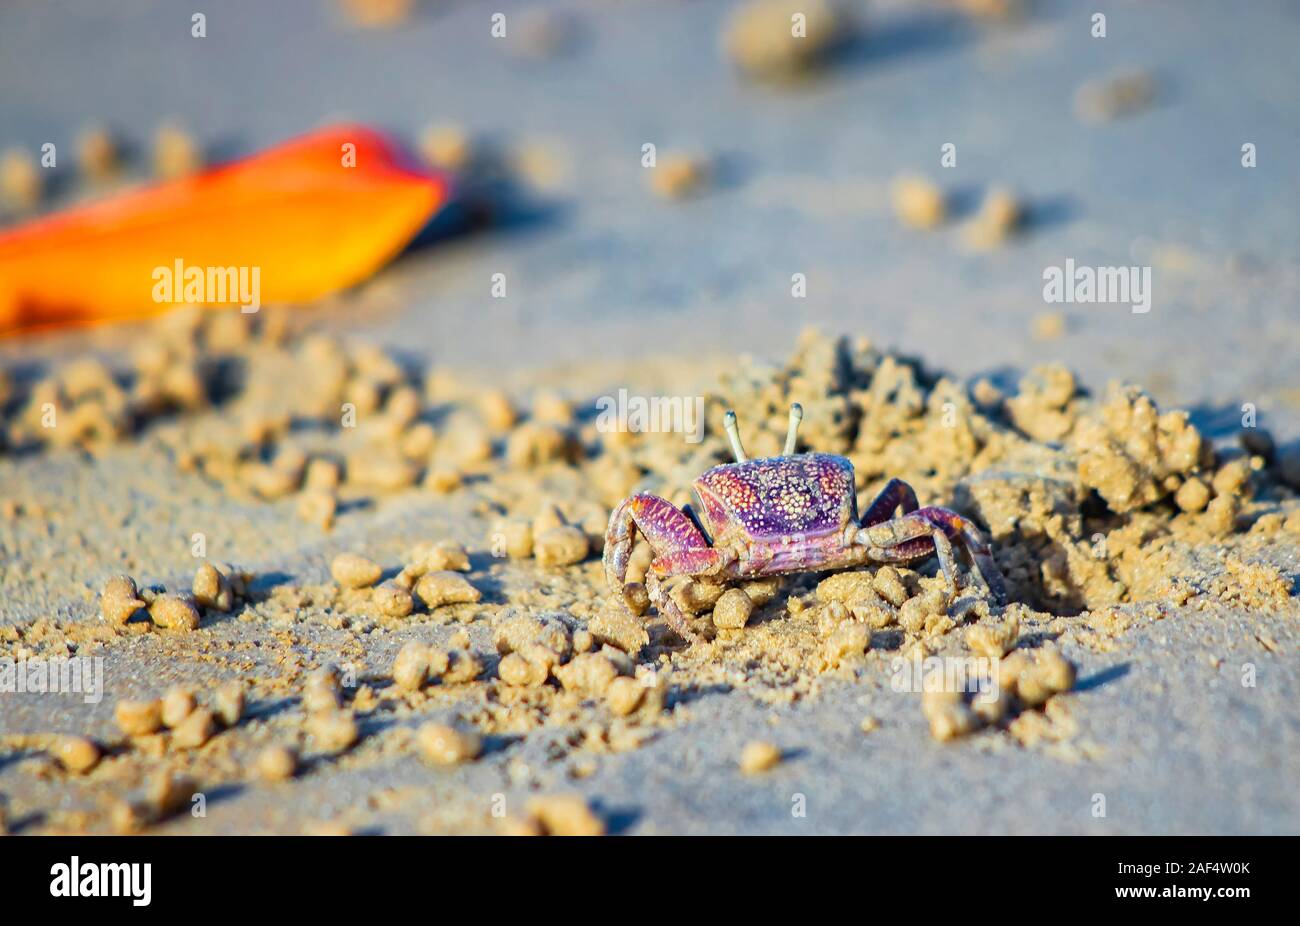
[0,0,1297,836]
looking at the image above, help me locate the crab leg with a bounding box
[641,570,683,641]
[860,517,961,596]
[604,493,709,589]
[860,477,920,526]
[907,508,1006,604]
[603,493,715,641]
[857,506,1006,604]
[648,546,737,641]
[953,518,1006,605]
[930,528,961,597]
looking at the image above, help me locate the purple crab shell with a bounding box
[692,452,858,540]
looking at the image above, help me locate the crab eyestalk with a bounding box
[784,402,803,455]
[723,409,748,463]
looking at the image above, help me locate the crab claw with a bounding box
[603,493,714,644]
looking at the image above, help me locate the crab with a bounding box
[604,403,1006,641]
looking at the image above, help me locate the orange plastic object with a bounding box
[0,124,449,336]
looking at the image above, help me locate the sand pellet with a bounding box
[573,629,595,653]
[408,541,470,573]
[192,561,233,611]
[331,552,383,589]
[0,148,40,210]
[650,154,710,199]
[298,490,338,530]
[740,578,780,606]
[161,687,197,728]
[153,123,200,178]
[498,652,550,687]
[109,799,148,835]
[214,681,245,726]
[713,588,755,629]
[600,645,635,676]
[1212,457,1252,499]
[740,740,782,774]
[417,723,482,765]
[892,175,946,230]
[373,580,415,617]
[675,578,726,613]
[525,793,605,837]
[588,602,650,655]
[441,649,484,684]
[513,138,569,193]
[203,311,252,350]
[823,621,870,666]
[619,582,650,616]
[150,594,201,631]
[420,123,472,169]
[499,815,544,837]
[340,0,414,29]
[1032,311,1066,340]
[423,466,463,494]
[1031,647,1076,697]
[503,644,553,679]
[506,423,572,468]
[56,736,101,774]
[500,616,554,662]
[307,710,359,752]
[172,707,217,749]
[301,820,353,836]
[303,458,342,491]
[478,390,517,431]
[1016,361,1082,421]
[493,519,534,559]
[244,461,301,499]
[972,688,1013,725]
[100,575,145,625]
[817,601,845,635]
[922,690,982,741]
[1001,647,1076,708]
[554,652,620,696]
[898,588,947,635]
[425,648,452,680]
[115,699,163,736]
[532,503,567,536]
[965,614,1020,658]
[438,422,493,467]
[147,771,197,816]
[725,0,847,80]
[1175,477,1211,513]
[392,641,431,692]
[964,188,1020,249]
[415,571,482,608]
[303,669,343,713]
[605,676,646,716]
[383,385,421,429]
[532,391,574,426]
[254,745,298,781]
[1203,495,1241,536]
